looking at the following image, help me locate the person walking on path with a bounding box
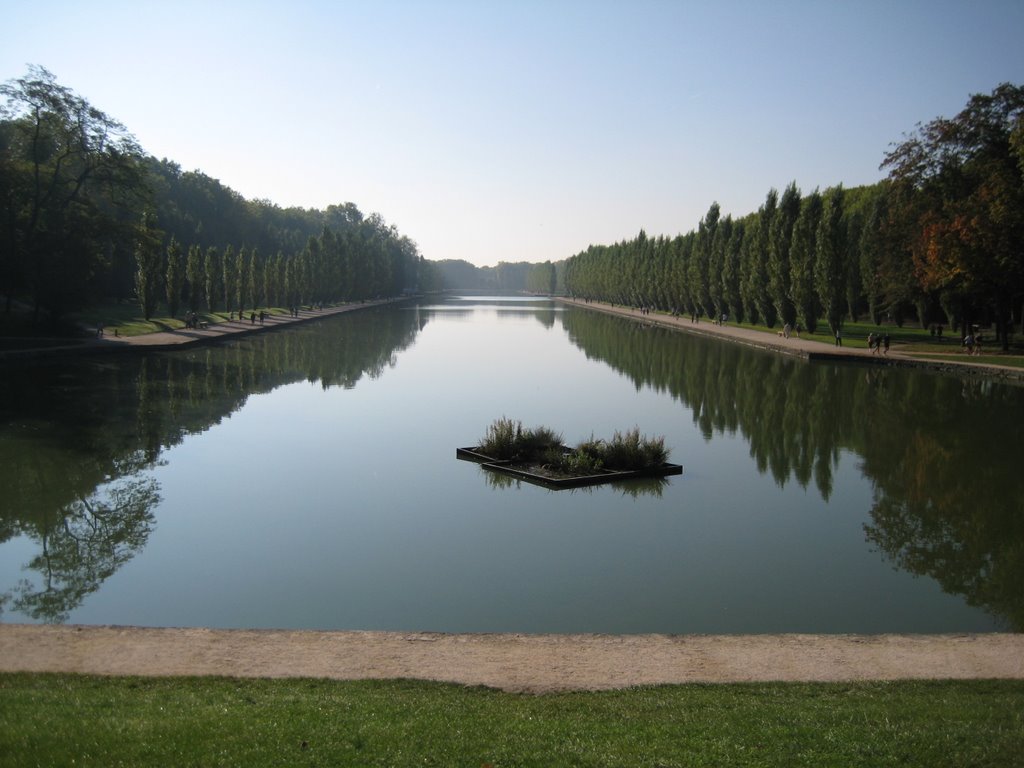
[883,333,890,355]
[835,329,842,347]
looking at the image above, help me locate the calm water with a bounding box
[1,296,1021,634]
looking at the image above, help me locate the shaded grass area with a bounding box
[735,318,963,349]
[676,312,1024,364]
[69,303,294,337]
[2,674,1022,767]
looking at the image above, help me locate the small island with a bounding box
[457,418,683,490]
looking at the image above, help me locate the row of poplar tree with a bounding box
[1,66,428,323]
[133,213,424,320]
[563,84,1024,348]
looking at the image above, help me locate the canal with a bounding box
[1,296,1020,633]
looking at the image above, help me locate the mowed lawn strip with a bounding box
[2,674,1022,767]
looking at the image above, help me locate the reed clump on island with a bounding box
[467,418,676,488]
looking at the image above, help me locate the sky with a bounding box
[2,1,1023,267]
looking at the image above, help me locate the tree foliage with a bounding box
[0,67,423,324]
[0,65,144,318]
[566,85,1023,344]
[881,83,1024,346]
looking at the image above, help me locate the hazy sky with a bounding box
[3,1,1022,266]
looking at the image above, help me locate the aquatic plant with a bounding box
[479,420,667,473]
[549,446,604,476]
[479,418,563,461]
[601,428,668,470]
[479,416,521,459]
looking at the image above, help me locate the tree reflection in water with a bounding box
[0,306,424,623]
[561,307,1024,629]
[2,302,1022,629]
[5,475,158,622]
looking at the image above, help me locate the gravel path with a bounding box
[2,626,1022,692]
[559,298,1024,378]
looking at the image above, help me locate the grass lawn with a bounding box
[714,314,1024,363]
[68,303,295,337]
[1,674,1022,767]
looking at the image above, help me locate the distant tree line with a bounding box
[0,66,427,323]
[432,259,532,291]
[427,258,567,294]
[565,84,1024,349]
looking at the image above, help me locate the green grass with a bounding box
[673,310,1024,362]
[68,302,296,337]
[1,674,1022,767]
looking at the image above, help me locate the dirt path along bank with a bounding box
[2,626,1022,693]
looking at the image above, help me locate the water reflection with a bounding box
[2,299,1022,631]
[480,466,667,497]
[560,307,1024,629]
[0,306,424,622]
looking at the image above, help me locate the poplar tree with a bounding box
[815,185,847,336]
[790,190,823,333]
[739,216,761,324]
[185,244,203,313]
[263,251,278,307]
[859,191,888,324]
[748,190,777,327]
[246,247,260,311]
[235,247,248,313]
[164,237,184,318]
[688,203,719,317]
[768,182,801,328]
[709,215,732,319]
[221,245,236,314]
[204,246,220,312]
[275,251,287,307]
[723,219,745,322]
[134,213,163,321]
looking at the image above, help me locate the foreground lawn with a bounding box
[2,675,1022,767]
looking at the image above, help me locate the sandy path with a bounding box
[558,298,1024,379]
[2,626,1022,692]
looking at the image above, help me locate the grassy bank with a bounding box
[2,674,1022,767]
[69,303,296,337]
